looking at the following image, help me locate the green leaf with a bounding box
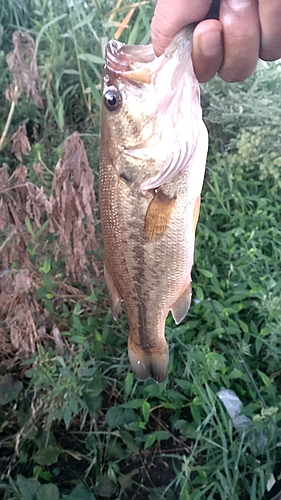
[33,446,60,466]
[118,430,139,453]
[66,483,96,500]
[124,372,133,397]
[73,301,81,316]
[57,98,64,131]
[144,433,156,450]
[17,475,40,500]
[78,53,104,64]
[63,405,73,429]
[25,216,35,238]
[190,404,201,426]
[77,361,96,377]
[34,13,68,57]
[141,401,150,423]
[0,375,23,405]
[195,285,204,302]
[257,370,272,387]
[205,352,226,372]
[106,406,124,428]
[211,275,222,295]
[95,476,117,498]
[36,484,59,500]
[148,486,177,500]
[228,369,248,381]
[27,242,36,255]
[40,259,51,274]
[73,11,95,30]
[118,469,139,492]
[83,70,101,108]
[154,430,170,441]
[56,356,66,368]
[34,219,50,239]
[238,319,249,333]
[198,268,213,278]
[83,394,101,413]
[175,378,191,392]
[120,399,144,409]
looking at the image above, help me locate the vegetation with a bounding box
[1,1,281,499]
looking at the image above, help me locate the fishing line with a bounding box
[209,298,281,445]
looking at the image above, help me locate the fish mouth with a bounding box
[105,40,156,84]
[104,27,195,86]
[105,40,130,76]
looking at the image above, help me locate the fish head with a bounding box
[101,27,207,190]
[102,40,156,149]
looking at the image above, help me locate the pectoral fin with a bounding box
[193,196,201,233]
[171,283,192,325]
[104,263,122,320]
[144,189,176,242]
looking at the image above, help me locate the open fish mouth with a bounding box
[105,40,130,76]
[105,39,156,84]
[104,26,195,88]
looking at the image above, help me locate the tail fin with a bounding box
[128,337,169,383]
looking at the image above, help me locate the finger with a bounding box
[192,19,223,82]
[151,0,213,56]
[218,0,260,82]
[259,0,281,61]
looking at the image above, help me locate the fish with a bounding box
[99,27,208,383]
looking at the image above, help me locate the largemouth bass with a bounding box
[99,27,208,383]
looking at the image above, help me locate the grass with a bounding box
[1,1,281,499]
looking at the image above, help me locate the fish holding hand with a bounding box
[99,27,208,383]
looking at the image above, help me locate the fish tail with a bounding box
[128,336,169,383]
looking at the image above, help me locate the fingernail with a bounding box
[226,0,252,11]
[199,30,221,56]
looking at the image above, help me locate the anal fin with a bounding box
[104,262,122,320]
[171,283,192,325]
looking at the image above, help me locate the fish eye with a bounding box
[103,88,121,111]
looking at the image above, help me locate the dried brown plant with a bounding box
[0,269,42,356]
[0,162,52,268]
[6,30,43,107]
[0,131,98,361]
[1,164,29,268]
[1,132,97,275]
[50,132,97,277]
[11,124,31,162]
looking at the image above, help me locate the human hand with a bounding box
[151,0,281,83]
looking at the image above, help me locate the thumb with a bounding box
[151,0,214,55]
